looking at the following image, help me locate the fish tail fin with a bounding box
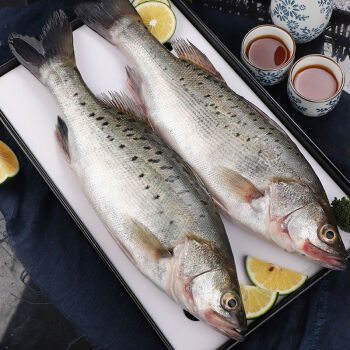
[8,10,75,82]
[75,0,140,43]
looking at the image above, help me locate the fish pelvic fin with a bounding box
[55,116,71,162]
[99,91,149,125]
[125,66,151,118]
[75,0,140,42]
[172,39,226,83]
[220,168,263,203]
[8,10,75,82]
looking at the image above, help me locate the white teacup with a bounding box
[270,0,333,43]
[287,54,344,117]
[241,25,296,86]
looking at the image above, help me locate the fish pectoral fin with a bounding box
[172,38,226,83]
[128,219,173,262]
[99,91,149,125]
[55,116,70,162]
[220,168,263,203]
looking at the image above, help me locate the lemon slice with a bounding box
[0,141,19,184]
[245,256,308,295]
[133,0,170,7]
[240,284,278,319]
[135,1,176,44]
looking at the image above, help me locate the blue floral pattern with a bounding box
[318,0,333,20]
[326,97,339,108]
[316,96,341,116]
[273,3,288,21]
[272,0,309,22]
[255,69,287,85]
[287,85,341,117]
[290,23,326,43]
[287,20,299,30]
[287,86,307,112]
[270,0,333,43]
[241,51,291,86]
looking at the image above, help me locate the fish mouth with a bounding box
[203,310,246,341]
[302,240,347,270]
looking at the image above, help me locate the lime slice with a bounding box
[245,256,308,295]
[133,0,170,7]
[0,140,19,184]
[135,1,176,44]
[240,284,278,319]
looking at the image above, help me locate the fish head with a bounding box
[172,237,246,340]
[269,181,346,270]
[287,202,346,270]
[189,268,247,340]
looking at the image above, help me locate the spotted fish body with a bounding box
[76,0,346,269]
[9,11,247,339]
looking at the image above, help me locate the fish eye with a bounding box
[221,292,239,311]
[319,225,337,243]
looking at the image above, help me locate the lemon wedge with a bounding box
[0,140,19,184]
[245,256,308,295]
[240,284,278,319]
[135,1,176,44]
[133,0,170,7]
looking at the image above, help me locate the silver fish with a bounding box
[9,11,247,339]
[76,0,347,270]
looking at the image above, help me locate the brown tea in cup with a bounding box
[246,36,290,70]
[293,65,338,101]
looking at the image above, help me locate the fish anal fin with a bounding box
[172,39,225,83]
[55,116,70,162]
[220,168,263,203]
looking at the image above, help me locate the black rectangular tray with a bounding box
[0,1,349,349]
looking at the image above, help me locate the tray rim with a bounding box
[0,3,349,350]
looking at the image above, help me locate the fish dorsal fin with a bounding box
[172,38,225,83]
[99,91,150,126]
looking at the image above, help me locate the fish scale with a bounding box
[76,0,346,269]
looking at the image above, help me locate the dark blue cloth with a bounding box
[0,2,349,350]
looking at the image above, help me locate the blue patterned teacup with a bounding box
[287,54,344,117]
[241,25,296,86]
[270,0,333,43]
